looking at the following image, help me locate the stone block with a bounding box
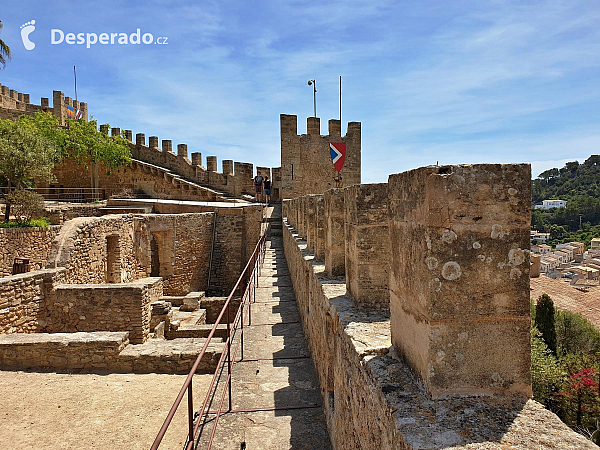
[315,194,325,260]
[344,184,389,309]
[388,163,532,398]
[207,156,217,172]
[222,160,234,175]
[306,195,317,253]
[191,152,202,167]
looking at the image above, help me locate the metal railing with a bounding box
[0,186,120,203]
[150,219,268,450]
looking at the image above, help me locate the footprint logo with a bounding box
[20,20,35,50]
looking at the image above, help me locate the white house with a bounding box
[534,199,567,210]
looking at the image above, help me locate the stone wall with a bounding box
[388,164,531,398]
[344,183,389,309]
[135,214,214,295]
[0,331,222,374]
[0,226,61,277]
[0,268,66,334]
[207,206,264,296]
[45,278,162,344]
[280,114,361,199]
[45,215,144,284]
[282,220,594,449]
[44,210,262,296]
[0,332,129,371]
[45,158,221,202]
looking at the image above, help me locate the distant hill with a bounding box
[533,155,600,203]
[532,155,600,232]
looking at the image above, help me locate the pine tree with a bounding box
[536,294,558,356]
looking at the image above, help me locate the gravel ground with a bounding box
[0,370,213,450]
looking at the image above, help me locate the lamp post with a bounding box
[307,79,316,117]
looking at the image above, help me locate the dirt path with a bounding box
[0,370,212,450]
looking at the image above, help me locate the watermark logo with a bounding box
[51,28,168,48]
[20,20,36,50]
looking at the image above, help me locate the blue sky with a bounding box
[1,0,599,181]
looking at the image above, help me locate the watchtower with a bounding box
[280,115,361,199]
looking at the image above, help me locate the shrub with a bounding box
[0,217,50,228]
[5,190,44,222]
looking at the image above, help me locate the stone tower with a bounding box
[280,114,361,199]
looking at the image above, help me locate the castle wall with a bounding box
[45,158,221,202]
[285,165,531,400]
[0,84,88,124]
[0,226,61,277]
[1,84,280,204]
[44,209,261,297]
[282,218,594,450]
[280,114,361,199]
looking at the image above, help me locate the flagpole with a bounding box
[74,65,78,102]
[339,76,342,124]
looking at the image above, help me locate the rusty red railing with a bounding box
[150,220,268,450]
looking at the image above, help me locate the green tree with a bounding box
[0,20,11,70]
[0,117,60,221]
[63,118,131,172]
[556,309,600,357]
[535,294,557,356]
[531,326,562,405]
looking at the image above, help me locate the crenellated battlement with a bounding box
[0,81,281,202]
[0,83,88,124]
[102,125,281,200]
[280,114,361,199]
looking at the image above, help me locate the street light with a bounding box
[308,79,316,117]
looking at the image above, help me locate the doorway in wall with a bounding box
[106,235,121,283]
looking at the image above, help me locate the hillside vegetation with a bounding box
[532,156,600,242]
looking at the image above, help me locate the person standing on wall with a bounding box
[264,175,271,205]
[253,170,264,203]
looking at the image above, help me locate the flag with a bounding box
[330,142,346,173]
[66,105,83,120]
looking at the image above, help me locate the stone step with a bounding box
[117,337,224,374]
[168,323,229,339]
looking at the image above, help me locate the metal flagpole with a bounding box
[74,65,78,102]
[339,76,342,126]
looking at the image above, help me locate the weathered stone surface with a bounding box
[283,220,593,450]
[0,331,222,374]
[306,195,317,253]
[0,268,65,333]
[324,188,345,277]
[388,164,532,398]
[344,183,390,309]
[315,194,325,260]
[46,277,163,344]
[0,226,61,276]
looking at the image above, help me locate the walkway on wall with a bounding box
[196,211,331,449]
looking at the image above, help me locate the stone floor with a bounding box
[195,235,332,449]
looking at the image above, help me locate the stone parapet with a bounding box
[324,189,345,276]
[282,220,594,450]
[344,183,390,309]
[388,164,532,398]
